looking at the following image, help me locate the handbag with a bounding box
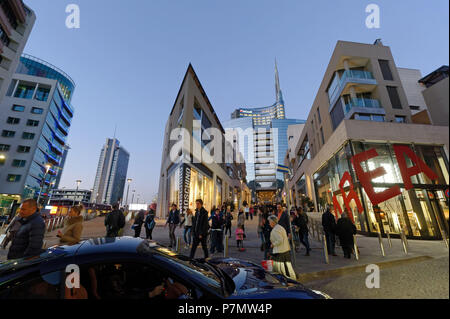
[261,260,273,272]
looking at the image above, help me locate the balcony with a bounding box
[329,70,377,108]
[344,98,382,114]
[344,97,386,120]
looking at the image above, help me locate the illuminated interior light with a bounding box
[414,213,422,230]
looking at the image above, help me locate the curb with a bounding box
[297,255,433,283]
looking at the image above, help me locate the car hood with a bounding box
[207,257,325,299]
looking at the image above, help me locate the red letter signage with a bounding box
[351,148,401,206]
[338,171,363,223]
[393,144,438,190]
[332,195,342,220]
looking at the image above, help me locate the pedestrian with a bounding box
[57,205,83,245]
[249,204,254,220]
[335,211,357,259]
[244,202,249,220]
[179,208,193,248]
[268,215,297,281]
[144,208,156,239]
[105,203,126,237]
[224,206,233,238]
[7,199,45,260]
[210,208,224,254]
[235,225,245,251]
[261,213,272,260]
[132,209,146,238]
[165,204,180,248]
[189,199,210,259]
[257,207,265,251]
[237,208,245,235]
[276,203,291,240]
[322,206,337,256]
[294,207,311,256]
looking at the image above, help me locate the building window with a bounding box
[0,157,5,165]
[317,108,322,124]
[22,132,35,140]
[395,116,407,123]
[386,86,402,109]
[27,120,40,127]
[320,127,325,145]
[7,117,20,125]
[2,130,15,138]
[35,87,50,102]
[12,105,25,112]
[17,145,31,153]
[6,175,21,182]
[14,83,36,99]
[31,107,44,114]
[0,144,11,151]
[12,160,26,167]
[379,60,394,81]
[0,24,11,47]
[372,115,385,122]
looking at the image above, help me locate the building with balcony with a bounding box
[224,62,305,203]
[92,138,130,205]
[0,54,76,214]
[50,188,92,204]
[0,0,35,104]
[286,40,449,240]
[157,64,250,218]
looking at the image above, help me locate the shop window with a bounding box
[386,86,402,109]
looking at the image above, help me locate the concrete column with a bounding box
[343,59,350,71]
[349,86,357,100]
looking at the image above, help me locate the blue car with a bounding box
[0,237,330,299]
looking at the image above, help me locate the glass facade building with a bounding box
[313,141,449,239]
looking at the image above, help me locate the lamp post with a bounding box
[37,164,52,207]
[131,190,136,206]
[46,181,56,206]
[73,180,82,206]
[125,178,132,209]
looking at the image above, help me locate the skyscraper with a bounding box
[224,62,305,203]
[0,54,76,210]
[92,138,130,205]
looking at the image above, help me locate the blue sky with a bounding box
[24,0,449,203]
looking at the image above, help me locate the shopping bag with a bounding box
[261,260,273,272]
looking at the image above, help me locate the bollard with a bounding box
[353,235,359,260]
[377,231,385,257]
[223,235,229,258]
[400,230,408,255]
[47,219,54,232]
[323,235,329,264]
[176,237,182,254]
[386,230,392,248]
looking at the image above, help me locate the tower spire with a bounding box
[275,59,283,104]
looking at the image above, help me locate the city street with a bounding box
[2,213,447,299]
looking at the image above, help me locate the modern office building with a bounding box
[224,63,305,203]
[0,0,35,104]
[286,39,449,240]
[50,188,92,204]
[0,54,76,213]
[157,64,250,218]
[418,65,449,127]
[91,138,130,205]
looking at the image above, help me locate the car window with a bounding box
[76,262,196,300]
[0,270,62,299]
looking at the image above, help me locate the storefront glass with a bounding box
[189,168,213,212]
[313,140,449,239]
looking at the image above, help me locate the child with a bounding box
[235,225,245,251]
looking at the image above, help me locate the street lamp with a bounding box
[46,181,56,206]
[131,190,136,206]
[73,180,82,206]
[125,178,132,208]
[37,164,52,207]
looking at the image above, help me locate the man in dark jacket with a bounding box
[336,211,357,259]
[133,209,146,238]
[276,204,291,239]
[294,207,311,256]
[105,203,126,237]
[189,199,210,259]
[210,208,224,254]
[322,206,337,256]
[165,204,180,248]
[7,199,45,260]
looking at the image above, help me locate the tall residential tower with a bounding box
[92,138,130,205]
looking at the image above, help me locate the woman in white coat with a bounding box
[268,215,297,281]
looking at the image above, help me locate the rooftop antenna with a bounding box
[113,124,117,140]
